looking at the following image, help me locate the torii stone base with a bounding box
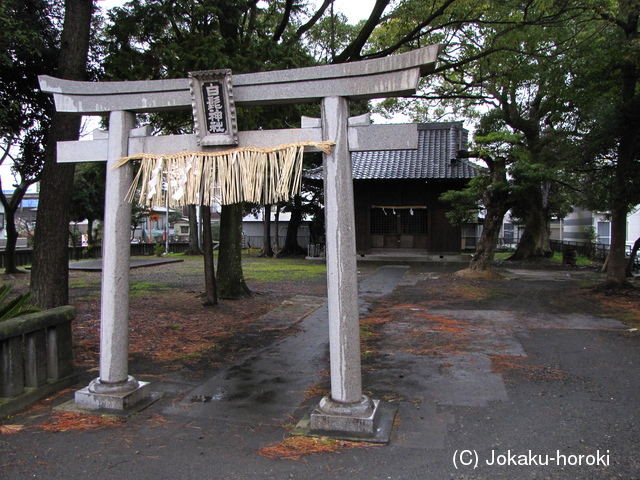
[56,381,161,418]
[292,397,397,444]
[74,378,152,411]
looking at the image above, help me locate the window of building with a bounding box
[503,223,514,244]
[597,221,610,245]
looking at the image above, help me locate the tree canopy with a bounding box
[2,0,638,295]
[0,0,61,273]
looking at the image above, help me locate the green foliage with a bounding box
[69,228,81,247]
[565,2,640,216]
[441,119,520,227]
[304,12,359,63]
[440,176,485,225]
[154,243,165,257]
[0,284,40,322]
[0,0,67,192]
[100,0,320,132]
[70,163,106,225]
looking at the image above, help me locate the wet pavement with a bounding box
[2,264,639,479]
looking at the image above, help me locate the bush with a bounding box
[154,243,165,257]
[0,284,40,322]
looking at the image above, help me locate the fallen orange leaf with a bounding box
[0,424,25,434]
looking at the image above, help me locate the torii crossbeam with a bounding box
[39,45,441,441]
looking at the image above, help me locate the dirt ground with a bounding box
[359,261,640,378]
[67,255,333,383]
[3,255,640,479]
[4,255,639,389]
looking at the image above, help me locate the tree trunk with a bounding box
[469,156,510,272]
[86,218,94,245]
[0,186,30,274]
[261,204,274,257]
[201,205,217,306]
[273,205,280,255]
[540,181,552,252]
[184,204,202,255]
[217,203,251,299]
[603,24,638,289]
[30,0,93,309]
[279,195,305,256]
[3,208,20,274]
[85,218,97,258]
[605,206,629,287]
[469,204,508,271]
[509,201,546,260]
[625,236,640,277]
[509,181,552,260]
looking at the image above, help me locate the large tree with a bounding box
[332,0,637,282]
[0,141,42,273]
[100,0,331,298]
[441,118,518,273]
[217,203,250,298]
[568,2,640,288]
[30,0,94,308]
[0,0,58,273]
[373,1,613,262]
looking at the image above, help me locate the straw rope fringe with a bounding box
[117,141,334,207]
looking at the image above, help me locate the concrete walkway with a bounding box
[2,265,638,479]
[160,266,409,426]
[69,257,183,271]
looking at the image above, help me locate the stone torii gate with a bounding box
[39,45,440,440]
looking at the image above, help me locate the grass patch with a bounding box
[361,349,375,360]
[494,251,593,266]
[547,251,593,266]
[129,281,171,297]
[242,257,326,282]
[178,352,203,360]
[69,279,100,289]
[360,323,375,339]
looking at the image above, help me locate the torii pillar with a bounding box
[75,110,149,409]
[38,44,441,436]
[307,97,375,431]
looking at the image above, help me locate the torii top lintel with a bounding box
[38,45,441,115]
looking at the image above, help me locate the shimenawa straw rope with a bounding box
[115,141,334,208]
